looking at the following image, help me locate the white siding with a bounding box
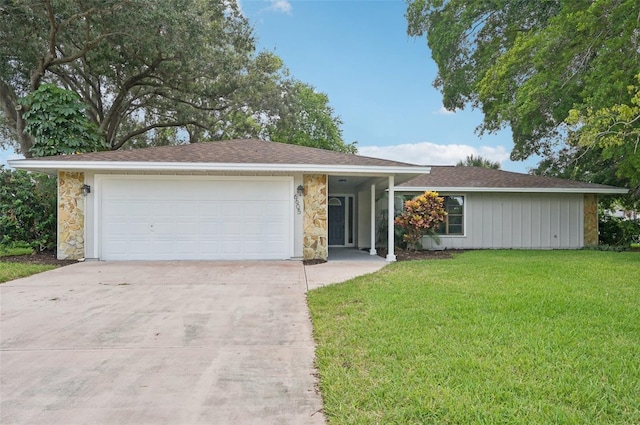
[421,193,584,250]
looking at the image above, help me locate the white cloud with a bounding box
[359,141,510,166]
[434,106,455,115]
[269,0,292,14]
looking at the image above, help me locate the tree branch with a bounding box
[0,79,34,155]
[100,57,166,143]
[114,120,207,150]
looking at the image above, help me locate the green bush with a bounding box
[599,215,640,247]
[583,244,630,252]
[0,166,57,251]
[0,241,34,257]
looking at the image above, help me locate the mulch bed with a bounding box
[377,248,465,261]
[2,250,459,267]
[0,250,78,267]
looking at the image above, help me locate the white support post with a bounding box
[369,184,377,255]
[386,175,396,262]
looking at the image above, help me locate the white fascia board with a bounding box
[396,186,629,194]
[8,159,431,175]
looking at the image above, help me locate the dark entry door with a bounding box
[328,197,345,245]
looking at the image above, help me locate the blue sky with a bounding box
[242,0,539,172]
[1,0,539,172]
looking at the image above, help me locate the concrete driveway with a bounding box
[0,261,326,425]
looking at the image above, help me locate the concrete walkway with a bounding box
[304,248,388,290]
[1,261,325,425]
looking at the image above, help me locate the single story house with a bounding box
[9,139,429,262]
[392,166,628,250]
[9,139,627,261]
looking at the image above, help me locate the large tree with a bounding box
[268,80,356,153]
[1,0,352,157]
[407,0,639,189]
[456,154,500,169]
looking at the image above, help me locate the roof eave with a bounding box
[396,186,629,194]
[8,159,431,175]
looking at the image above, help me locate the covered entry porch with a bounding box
[325,174,413,262]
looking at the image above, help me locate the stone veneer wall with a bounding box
[303,174,328,260]
[58,171,85,260]
[583,194,598,246]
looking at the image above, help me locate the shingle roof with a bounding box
[28,139,416,167]
[399,166,627,192]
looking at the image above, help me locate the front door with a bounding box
[328,197,345,245]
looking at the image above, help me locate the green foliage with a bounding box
[269,81,357,153]
[566,74,640,191]
[394,191,447,250]
[0,0,287,153]
[309,250,640,424]
[0,242,34,257]
[531,143,639,211]
[0,1,351,155]
[455,154,500,169]
[19,84,104,156]
[0,166,57,251]
[407,0,639,185]
[582,244,630,252]
[598,216,640,247]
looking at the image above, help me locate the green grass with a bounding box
[0,244,34,257]
[308,250,640,424]
[0,262,55,283]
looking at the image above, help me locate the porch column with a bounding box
[370,184,377,255]
[386,175,396,262]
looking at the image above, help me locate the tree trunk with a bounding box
[0,79,34,157]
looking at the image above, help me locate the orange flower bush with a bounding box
[394,191,447,250]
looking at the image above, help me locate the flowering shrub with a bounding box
[394,191,447,250]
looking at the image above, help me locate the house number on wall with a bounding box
[294,194,302,215]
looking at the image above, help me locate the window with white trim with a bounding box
[436,196,464,235]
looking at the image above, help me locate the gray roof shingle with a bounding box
[28,139,416,167]
[399,166,626,192]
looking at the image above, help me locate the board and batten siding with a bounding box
[421,193,584,250]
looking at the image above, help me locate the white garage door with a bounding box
[99,176,292,261]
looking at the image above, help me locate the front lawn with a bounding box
[308,250,640,424]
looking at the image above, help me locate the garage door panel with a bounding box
[103,220,128,235]
[245,241,265,253]
[223,221,243,237]
[175,241,198,255]
[222,202,242,217]
[199,241,221,254]
[196,202,223,217]
[130,240,153,254]
[175,221,198,236]
[175,202,197,217]
[100,177,292,260]
[222,241,241,254]
[198,222,223,235]
[244,221,263,236]
[152,222,174,236]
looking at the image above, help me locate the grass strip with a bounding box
[0,262,55,283]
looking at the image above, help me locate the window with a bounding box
[398,193,465,236]
[436,196,464,235]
